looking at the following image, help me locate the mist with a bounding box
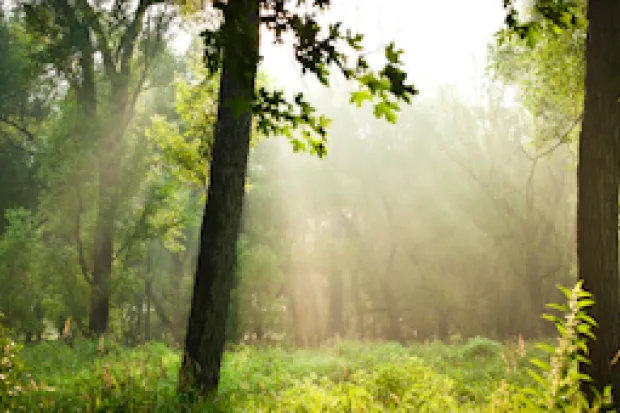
[0,0,592,410]
[228,0,575,345]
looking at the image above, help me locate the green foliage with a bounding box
[0,323,25,408]
[4,285,612,412]
[493,0,586,149]
[502,0,584,45]
[199,0,417,157]
[234,237,286,340]
[0,209,47,338]
[526,281,610,411]
[488,282,612,412]
[461,336,505,359]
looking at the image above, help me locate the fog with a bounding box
[0,0,576,347]
[219,0,576,346]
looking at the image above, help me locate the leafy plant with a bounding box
[0,321,24,409]
[492,281,612,411]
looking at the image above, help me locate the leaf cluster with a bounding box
[200,0,417,157]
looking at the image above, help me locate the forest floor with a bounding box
[7,337,551,411]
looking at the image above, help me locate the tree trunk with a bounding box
[71,26,113,337]
[89,194,115,335]
[351,270,365,340]
[145,249,152,342]
[328,268,345,338]
[578,0,620,405]
[380,246,403,343]
[524,164,543,339]
[180,0,259,395]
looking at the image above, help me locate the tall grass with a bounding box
[0,281,613,412]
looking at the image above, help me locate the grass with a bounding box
[4,336,550,412]
[2,283,606,411]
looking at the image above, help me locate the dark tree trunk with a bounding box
[89,69,131,337]
[89,196,115,335]
[578,0,620,405]
[180,0,259,395]
[71,24,112,337]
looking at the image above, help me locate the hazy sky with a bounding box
[172,1,506,99]
[260,0,507,98]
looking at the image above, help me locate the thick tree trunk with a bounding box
[180,0,259,395]
[578,0,620,405]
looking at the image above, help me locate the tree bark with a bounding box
[578,0,620,405]
[180,0,259,395]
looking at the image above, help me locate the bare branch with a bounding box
[117,0,166,73]
[0,115,36,144]
[521,111,583,160]
[75,0,116,78]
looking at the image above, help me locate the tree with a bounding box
[0,12,49,235]
[21,0,173,334]
[181,0,416,394]
[576,0,620,404]
[501,0,620,405]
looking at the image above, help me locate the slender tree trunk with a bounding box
[524,164,542,338]
[145,248,152,342]
[351,270,365,340]
[71,28,113,337]
[578,0,620,405]
[328,267,345,338]
[180,0,259,395]
[89,98,125,335]
[380,247,403,343]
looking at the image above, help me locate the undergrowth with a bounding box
[0,281,613,411]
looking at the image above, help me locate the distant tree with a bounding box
[21,0,174,335]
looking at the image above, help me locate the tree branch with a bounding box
[0,115,36,144]
[117,0,165,73]
[521,111,583,160]
[75,0,116,78]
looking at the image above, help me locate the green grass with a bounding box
[3,336,551,412]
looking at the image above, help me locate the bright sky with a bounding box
[260,0,507,98]
[172,0,506,99]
